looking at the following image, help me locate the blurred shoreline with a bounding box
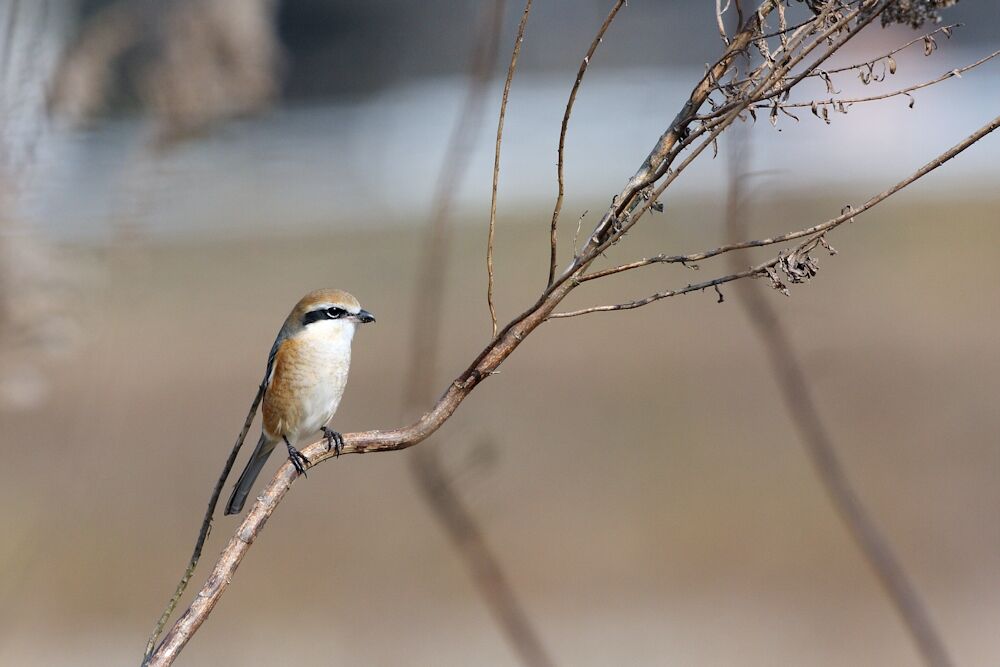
[19,58,1000,244]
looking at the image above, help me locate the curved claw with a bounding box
[321,426,345,457]
[284,437,310,477]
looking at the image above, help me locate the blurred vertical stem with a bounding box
[724,134,953,667]
[405,2,555,666]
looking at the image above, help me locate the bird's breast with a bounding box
[263,329,352,443]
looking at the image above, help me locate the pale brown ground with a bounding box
[1,196,998,666]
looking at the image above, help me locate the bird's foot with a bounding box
[321,426,344,457]
[284,440,309,477]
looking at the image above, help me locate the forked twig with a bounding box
[551,112,1000,318]
[771,48,1000,111]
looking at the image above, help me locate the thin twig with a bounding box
[488,0,533,337]
[720,23,961,96]
[724,133,953,667]
[406,0,506,407]
[141,384,264,665]
[810,22,958,76]
[549,256,790,318]
[553,112,1000,318]
[716,0,731,45]
[547,0,625,287]
[768,48,1000,110]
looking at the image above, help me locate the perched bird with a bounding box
[224,288,375,515]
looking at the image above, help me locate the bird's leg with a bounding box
[283,435,309,477]
[320,426,344,457]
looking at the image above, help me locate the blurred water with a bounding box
[20,48,1000,242]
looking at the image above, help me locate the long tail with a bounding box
[224,433,277,515]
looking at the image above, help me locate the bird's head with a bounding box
[287,288,375,339]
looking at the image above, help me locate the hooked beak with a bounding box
[355,309,376,324]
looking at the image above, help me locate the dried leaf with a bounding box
[769,103,778,127]
[887,55,897,75]
[906,92,915,109]
[764,266,790,296]
[780,107,799,122]
[818,70,836,95]
[923,35,937,56]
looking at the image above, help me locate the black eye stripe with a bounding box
[302,306,351,326]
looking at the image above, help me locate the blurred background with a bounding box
[1,1,998,664]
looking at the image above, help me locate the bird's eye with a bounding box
[326,307,346,319]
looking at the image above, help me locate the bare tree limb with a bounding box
[488,0,533,337]
[724,133,954,667]
[547,0,625,287]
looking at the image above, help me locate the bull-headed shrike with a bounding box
[224,288,375,515]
